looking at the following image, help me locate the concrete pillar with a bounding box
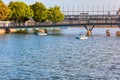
[106,29,110,36]
[116,31,120,36]
[86,30,92,36]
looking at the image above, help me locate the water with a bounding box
[0,28,120,80]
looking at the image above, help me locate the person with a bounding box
[79,33,81,36]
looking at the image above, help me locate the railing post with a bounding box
[90,25,95,31]
[84,25,88,30]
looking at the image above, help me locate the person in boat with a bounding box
[79,33,81,36]
[79,32,84,36]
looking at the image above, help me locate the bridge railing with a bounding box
[0,19,120,28]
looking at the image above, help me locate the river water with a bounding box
[0,28,120,80]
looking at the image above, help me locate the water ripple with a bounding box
[0,28,120,80]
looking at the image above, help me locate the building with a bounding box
[0,21,11,27]
[64,9,120,21]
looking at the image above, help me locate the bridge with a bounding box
[0,19,120,29]
[0,20,120,36]
[0,9,120,36]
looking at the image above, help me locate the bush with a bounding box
[14,29,28,34]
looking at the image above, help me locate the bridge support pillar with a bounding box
[84,25,95,36]
[106,29,110,36]
[86,30,92,36]
[116,31,120,36]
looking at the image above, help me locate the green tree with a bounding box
[0,0,10,20]
[30,2,47,22]
[8,1,33,22]
[48,6,64,24]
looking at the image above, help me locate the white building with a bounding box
[0,21,11,27]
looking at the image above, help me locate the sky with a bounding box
[3,0,120,14]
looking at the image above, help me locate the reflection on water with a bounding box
[0,28,120,80]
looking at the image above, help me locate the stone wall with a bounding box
[0,29,5,34]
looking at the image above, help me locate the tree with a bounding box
[0,0,10,20]
[30,2,48,22]
[8,1,34,22]
[48,6,64,24]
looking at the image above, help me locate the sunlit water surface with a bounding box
[0,28,120,80]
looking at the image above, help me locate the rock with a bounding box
[38,29,45,33]
[116,31,120,36]
[9,29,17,33]
[0,29,6,34]
[106,29,110,36]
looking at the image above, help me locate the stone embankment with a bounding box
[0,29,17,34]
[0,28,120,37]
[0,29,6,34]
[0,28,48,34]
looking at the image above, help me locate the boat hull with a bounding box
[37,32,47,36]
[76,36,88,40]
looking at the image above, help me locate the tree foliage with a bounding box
[0,0,10,20]
[30,2,48,22]
[48,6,64,23]
[8,1,34,22]
[0,1,65,22]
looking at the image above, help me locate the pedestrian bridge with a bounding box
[0,20,120,31]
[0,20,120,36]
